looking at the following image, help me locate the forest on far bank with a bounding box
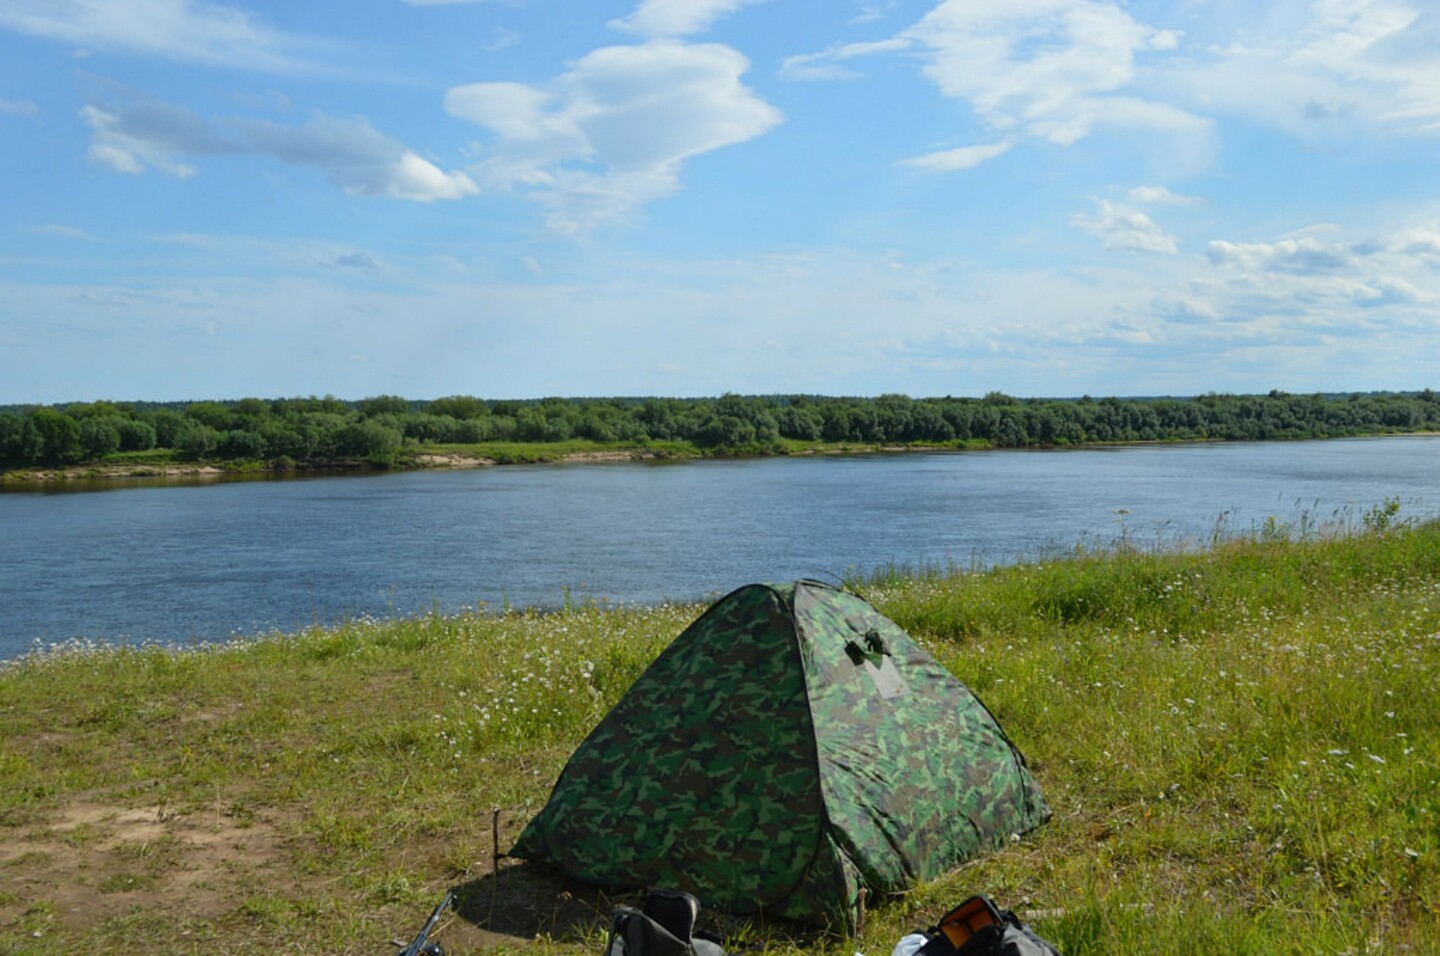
[1,390,1437,470]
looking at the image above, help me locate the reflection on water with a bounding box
[1,437,1435,656]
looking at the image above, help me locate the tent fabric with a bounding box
[509,581,1049,929]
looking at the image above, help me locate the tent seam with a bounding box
[786,580,867,929]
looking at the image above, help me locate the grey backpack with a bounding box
[605,890,726,956]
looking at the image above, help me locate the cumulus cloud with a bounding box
[0,0,331,74]
[1171,221,1438,349]
[789,0,1205,149]
[897,141,1011,172]
[241,114,478,199]
[445,39,781,231]
[788,0,1440,167]
[80,95,476,201]
[1072,199,1179,254]
[909,0,1202,143]
[1205,237,1358,274]
[609,0,768,37]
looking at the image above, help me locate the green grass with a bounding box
[1,518,1437,954]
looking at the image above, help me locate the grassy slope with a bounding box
[1,521,1437,954]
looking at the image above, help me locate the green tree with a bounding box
[31,408,84,465]
[116,418,157,451]
[219,430,267,460]
[259,422,313,460]
[334,420,402,464]
[233,397,270,420]
[78,417,122,459]
[148,409,188,448]
[186,401,232,430]
[427,395,489,420]
[175,422,220,460]
[696,414,755,449]
[0,413,43,464]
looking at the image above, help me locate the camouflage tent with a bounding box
[510,581,1049,930]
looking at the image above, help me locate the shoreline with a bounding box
[2,431,1435,488]
[0,448,667,485]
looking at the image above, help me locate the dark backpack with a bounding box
[605,890,726,956]
[915,896,1061,956]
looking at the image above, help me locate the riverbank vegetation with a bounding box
[2,513,1436,954]
[2,390,1436,479]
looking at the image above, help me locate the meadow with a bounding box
[1,510,1436,955]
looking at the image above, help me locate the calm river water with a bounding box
[2,437,1436,657]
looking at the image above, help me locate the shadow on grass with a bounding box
[445,860,832,950]
[450,860,618,944]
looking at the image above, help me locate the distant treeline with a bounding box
[1,390,1437,468]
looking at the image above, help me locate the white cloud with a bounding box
[6,222,1436,400]
[240,114,479,200]
[80,97,477,201]
[1176,222,1438,353]
[1159,0,1440,135]
[1289,0,1439,126]
[609,0,768,37]
[0,0,331,74]
[1206,237,1358,274]
[1072,199,1179,254]
[1127,185,1200,206]
[779,38,908,81]
[781,2,1438,169]
[897,141,1012,172]
[0,96,38,116]
[445,40,781,232]
[851,2,897,26]
[1391,227,1440,260]
[908,0,1206,144]
[388,151,479,201]
[786,0,1206,154]
[81,102,209,177]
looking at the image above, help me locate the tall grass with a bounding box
[1,516,1436,954]
[866,514,1440,954]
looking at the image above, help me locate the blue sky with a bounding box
[1,0,1437,404]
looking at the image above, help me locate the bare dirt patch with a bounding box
[0,795,294,935]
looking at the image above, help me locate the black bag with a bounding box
[605,889,726,956]
[915,895,1061,956]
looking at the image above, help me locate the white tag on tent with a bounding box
[864,655,905,699]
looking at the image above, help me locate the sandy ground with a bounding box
[0,791,628,950]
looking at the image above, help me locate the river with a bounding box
[2,436,1436,658]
